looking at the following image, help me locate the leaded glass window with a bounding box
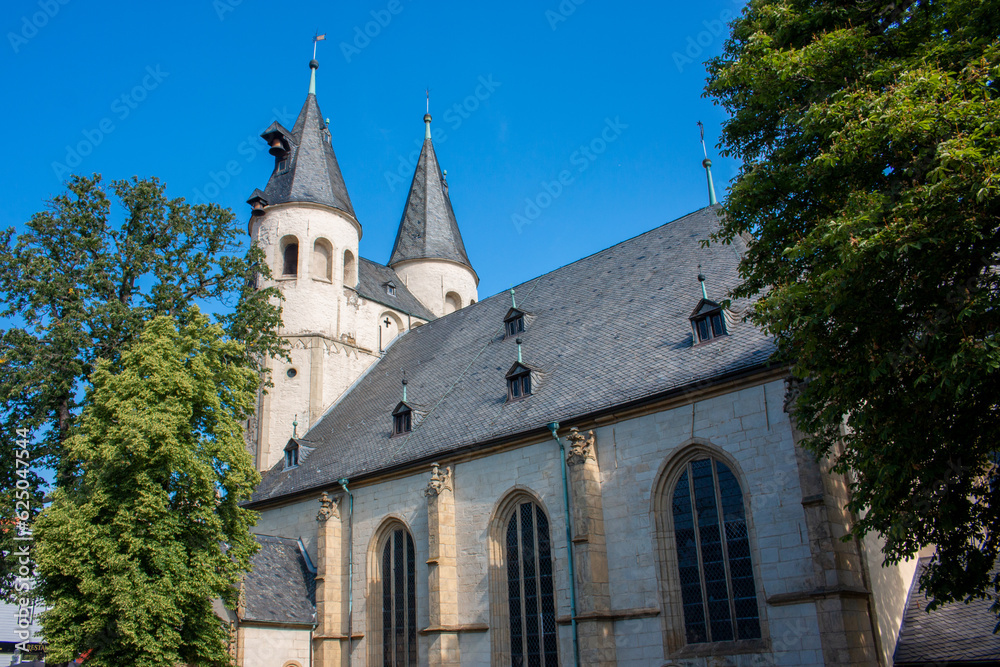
[506,501,558,666]
[671,456,760,644]
[380,529,417,666]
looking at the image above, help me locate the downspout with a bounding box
[338,479,354,661]
[547,422,580,667]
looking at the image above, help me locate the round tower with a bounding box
[247,58,364,471]
[389,113,478,316]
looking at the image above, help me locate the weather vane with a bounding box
[313,31,326,59]
[426,88,431,114]
[697,120,709,159]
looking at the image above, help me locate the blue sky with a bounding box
[1,0,744,300]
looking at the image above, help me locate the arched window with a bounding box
[369,522,417,667]
[280,236,299,277]
[312,238,333,281]
[489,492,559,665]
[654,446,763,653]
[343,249,357,287]
[444,291,462,314]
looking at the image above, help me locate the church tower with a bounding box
[389,113,478,316]
[247,59,411,471]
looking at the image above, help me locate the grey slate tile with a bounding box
[251,205,775,504]
[242,535,316,625]
[894,557,1000,665]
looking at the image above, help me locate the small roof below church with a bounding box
[389,116,472,271]
[241,535,315,626]
[894,557,1000,665]
[259,62,355,218]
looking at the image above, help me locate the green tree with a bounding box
[34,313,260,667]
[0,174,282,597]
[706,0,1000,609]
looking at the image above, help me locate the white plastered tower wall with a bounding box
[244,60,437,472]
[251,203,424,470]
[393,257,479,317]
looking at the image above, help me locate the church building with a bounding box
[230,58,1000,667]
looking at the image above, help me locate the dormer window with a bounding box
[690,299,727,344]
[506,362,532,400]
[283,439,300,469]
[392,402,412,436]
[385,281,397,297]
[504,308,526,339]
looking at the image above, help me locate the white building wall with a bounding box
[241,625,310,667]
[392,258,478,317]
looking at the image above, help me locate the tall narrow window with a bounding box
[282,241,299,277]
[505,501,558,665]
[375,527,417,667]
[670,455,760,645]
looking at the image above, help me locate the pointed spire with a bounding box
[258,59,356,218]
[389,111,473,270]
[697,121,718,206]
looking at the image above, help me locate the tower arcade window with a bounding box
[280,237,299,277]
[312,238,333,281]
[343,249,357,287]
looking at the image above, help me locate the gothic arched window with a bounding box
[489,493,559,665]
[369,523,417,667]
[654,447,764,654]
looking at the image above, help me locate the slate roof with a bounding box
[251,205,775,504]
[356,257,436,321]
[388,124,473,271]
[894,557,1000,665]
[259,78,356,217]
[241,535,315,625]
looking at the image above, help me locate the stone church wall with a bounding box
[251,376,900,665]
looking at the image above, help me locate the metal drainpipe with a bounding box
[338,479,354,660]
[547,422,580,667]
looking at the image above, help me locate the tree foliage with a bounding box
[0,174,283,597]
[34,313,260,667]
[706,0,1000,608]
